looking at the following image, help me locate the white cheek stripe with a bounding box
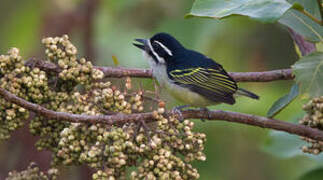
[148,39,165,64]
[154,40,173,56]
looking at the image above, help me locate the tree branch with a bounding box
[228,69,293,82]
[95,66,153,78]
[1,87,322,141]
[96,66,294,82]
[27,59,294,82]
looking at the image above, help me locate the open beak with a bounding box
[133,39,148,51]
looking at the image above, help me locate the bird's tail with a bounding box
[236,88,259,100]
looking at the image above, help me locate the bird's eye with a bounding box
[152,42,163,53]
[152,42,160,49]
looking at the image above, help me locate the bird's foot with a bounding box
[171,105,190,122]
[199,107,210,122]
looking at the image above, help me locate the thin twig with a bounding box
[1,87,322,141]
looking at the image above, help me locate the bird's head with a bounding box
[133,32,184,64]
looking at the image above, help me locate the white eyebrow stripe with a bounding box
[148,39,165,64]
[154,40,173,56]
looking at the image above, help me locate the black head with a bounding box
[133,32,184,64]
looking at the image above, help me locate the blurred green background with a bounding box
[0,0,322,179]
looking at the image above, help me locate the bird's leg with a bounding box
[171,105,191,122]
[199,107,210,122]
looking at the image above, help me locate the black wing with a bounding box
[169,66,238,104]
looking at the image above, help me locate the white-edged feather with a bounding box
[154,40,173,56]
[147,39,165,64]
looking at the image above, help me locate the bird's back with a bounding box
[167,49,222,71]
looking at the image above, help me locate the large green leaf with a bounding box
[292,52,323,97]
[288,0,322,20]
[186,0,292,23]
[279,0,322,43]
[267,84,299,118]
[279,9,323,42]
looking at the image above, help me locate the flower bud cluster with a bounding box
[128,105,206,180]
[92,170,108,180]
[52,107,205,179]
[97,85,134,114]
[30,116,69,151]
[16,67,50,104]
[131,148,200,180]
[6,162,58,180]
[129,92,144,113]
[42,35,103,87]
[0,48,30,140]
[55,123,132,178]
[0,48,22,75]
[28,35,110,152]
[0,47,56,140]
[300,96,323,155]
[1,36,206,180]
[0,100,28,140]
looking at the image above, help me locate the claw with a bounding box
[171,105,190,122]
[172,108,184,122]
[199,107,210,122]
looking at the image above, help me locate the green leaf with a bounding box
[279,9,323,42]
[186,0,292,23]
[316,42,323,52]
[279,0,323,42]
[263,130,323,161]
[288,0,322,20]
[263,130,306,158]
[291,2,303,11]
[299,168,323,180]
[267,84,299,118]
[292,52,323,97]
[262,112,323,162]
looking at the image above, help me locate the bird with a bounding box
[133,32,259,110]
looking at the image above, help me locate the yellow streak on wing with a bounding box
[170,68,237,95]
[170,68,202,77]
[208,76,237,89]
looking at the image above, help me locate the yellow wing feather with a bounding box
[169,67,237,95]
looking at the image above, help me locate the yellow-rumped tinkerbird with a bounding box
[133,32,259,110]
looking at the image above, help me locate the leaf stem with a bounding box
[296,8,322,26]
